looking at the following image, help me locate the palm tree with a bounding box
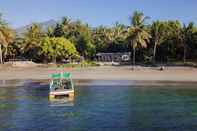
[180,22,195,63]
[113,22,127,41]
[151,21,167,64]
[7,37,24,59]
[92,26,107,52]
[22,23,43,59]
[127,11,151,69]
[62,17,72,38]
[0,25,15,64]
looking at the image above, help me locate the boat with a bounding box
[49,72,74,99]
[49,97,74,107]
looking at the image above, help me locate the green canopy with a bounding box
[50,72,71,79]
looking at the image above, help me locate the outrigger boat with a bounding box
[49,72,74,99]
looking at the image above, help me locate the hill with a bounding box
[15,19,57,35]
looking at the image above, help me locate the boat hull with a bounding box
[49,90,74,99]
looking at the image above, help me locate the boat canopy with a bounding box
[50,72,71,79]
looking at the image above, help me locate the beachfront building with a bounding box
[96,52,131,62]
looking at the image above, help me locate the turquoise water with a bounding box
[0,80,197,130]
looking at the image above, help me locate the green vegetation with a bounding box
[0,14,15,64]
[59,61,98,68]
[127,11,151,69]
[0,11,197,66]
[39,37,78,63]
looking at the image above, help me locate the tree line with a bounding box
[0,11,197,65]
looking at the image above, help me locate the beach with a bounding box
[0,66,197,82]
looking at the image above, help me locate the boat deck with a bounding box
[50,89,74,95]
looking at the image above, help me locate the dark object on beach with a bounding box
[159,66,165,71]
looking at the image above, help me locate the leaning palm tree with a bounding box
[0,25,15,64]
[181,22,194,63]
[127,11,151,69]
[151,21,167,64]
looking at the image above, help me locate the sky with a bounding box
[0,0,197,28]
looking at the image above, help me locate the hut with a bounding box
[96,52,131,63]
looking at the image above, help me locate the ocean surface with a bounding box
[0,80,197,131]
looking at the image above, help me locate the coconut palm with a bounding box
[7,37,24,59]
[22,23,44,60]
[151,21,168,64]
[92,26,108,52]
[180,22,195,63]
[0,25,15,64]
[128,11,151,69]
[112,22,127,41]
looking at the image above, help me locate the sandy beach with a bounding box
[0,66,197,82]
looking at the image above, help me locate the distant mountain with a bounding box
[16,19,57,35]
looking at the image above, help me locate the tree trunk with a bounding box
[0,44,3,64]
[53,56,57,64]
[4,46,7,62]
[153,42,157,64]
[183,45,186,64]
[132,45,135,70]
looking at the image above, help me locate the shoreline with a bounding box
[0,66,197,82]
[1,79,197,88]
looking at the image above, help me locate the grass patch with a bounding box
[58,61,98,68]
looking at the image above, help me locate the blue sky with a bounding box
[0,0,197,28]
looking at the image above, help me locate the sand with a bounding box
[0,66,197,82]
